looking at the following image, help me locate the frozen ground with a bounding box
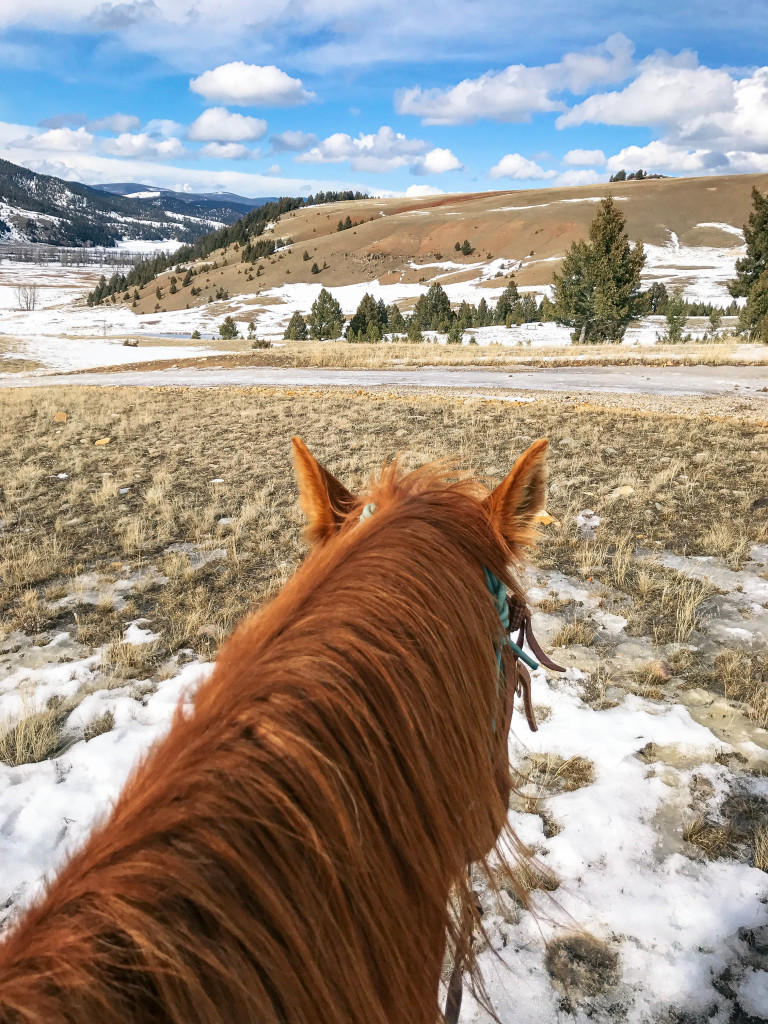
[0,540,765,1023]
[3,363,768,398]
[0,230,747,372]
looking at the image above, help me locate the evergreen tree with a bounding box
[413,281,453,330]
[552,196,645,343]
[646,281,669,314]
[407,318,425,343]
[308,288,344,340]
[387,303,407,334]
[708,307,723,334]
[739,268,768,342]
[494,281,520,324]
[346,293,382,340]
[218,316,239,340]
[460,239,474,256]
[664,288,688,343]
[447,322,464,344]
[729,187,768,298]
[284,310,308,340]
[539,295,555,321]
[456,300,476,328]
[311,262,320,274]
[520,294,539,322]
[476,297,490,326]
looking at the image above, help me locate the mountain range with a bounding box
[0,159,277,248]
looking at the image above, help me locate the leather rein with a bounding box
[443,588,564,1024]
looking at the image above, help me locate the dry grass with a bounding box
[752,824,768,871]
[682,817,741,859]
[551,618,596,648]
[83,708,115,741]
[713,650,768,729]
[0,691,64,767]
[87,338,768,375]
[0,384,766,688]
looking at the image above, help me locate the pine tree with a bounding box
[218,316,239,340]
[346,293,380,339]
[739,268,768,342]
[476,297,490,326]
[539,295,555,321]
[447,322,464,344]
[729,187,768,298]
[387,303,406,334]
[413,281,453,330]
[308,288,344,340]
[284,310,308,340]
[664,288,688,343]
[552,196,645,343]
[407,318,425,343]
[494,281,520,324]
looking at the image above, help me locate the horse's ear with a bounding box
[292,437,356,545]
[484,438,548,552]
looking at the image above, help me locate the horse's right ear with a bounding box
[292,437,357,546]
[484,438,548,553]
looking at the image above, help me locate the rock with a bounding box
[53,411,67,423]
[648,659,673,682]
[94,437,111,446]
[608,484,635,500]
[535,509,558,526]
[545,933,620,1000]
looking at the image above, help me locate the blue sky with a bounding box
[0,1,767,198]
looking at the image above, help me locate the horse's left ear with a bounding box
[484,438,548,552]
[292,436,357,545]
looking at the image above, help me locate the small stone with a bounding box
[94,437,111,446]
[57,472,69,480]
[53,411,67,423]
[648,659,673,682]
[608,484,635,500]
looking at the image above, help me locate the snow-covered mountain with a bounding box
[0,160,271,248]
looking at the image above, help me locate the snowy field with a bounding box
[1,545,766,1023]
[0,229,747,372]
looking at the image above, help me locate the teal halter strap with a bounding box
[359,505,538,672]
[483,567,540,673]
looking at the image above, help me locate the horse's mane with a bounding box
[0,453,544,1024]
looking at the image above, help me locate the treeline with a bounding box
[641,282,740,317]
[88,191,369,304]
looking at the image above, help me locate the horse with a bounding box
[0,435,549,1024]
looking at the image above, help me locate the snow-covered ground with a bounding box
[1,546,765,1022]
[0,230,747,373]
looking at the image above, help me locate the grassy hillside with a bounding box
[113,173,768,316]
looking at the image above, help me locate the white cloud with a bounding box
[489,153,557,180]
[551,168,604,186]
[22,126,95,152]
[296,125,430,173]
[396,33,633,125]
[200,142,256,160]
[605,141,717,174]
[563,148,606,165]
[413,147,462,174]
[187,107,267,142]
[558,53,735,129]
[403,184,445,197]
[190,62,315,106]
[88,112,141,133]
[266,164,282,175]
[102,132,187,159]
[269,130,318,153]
